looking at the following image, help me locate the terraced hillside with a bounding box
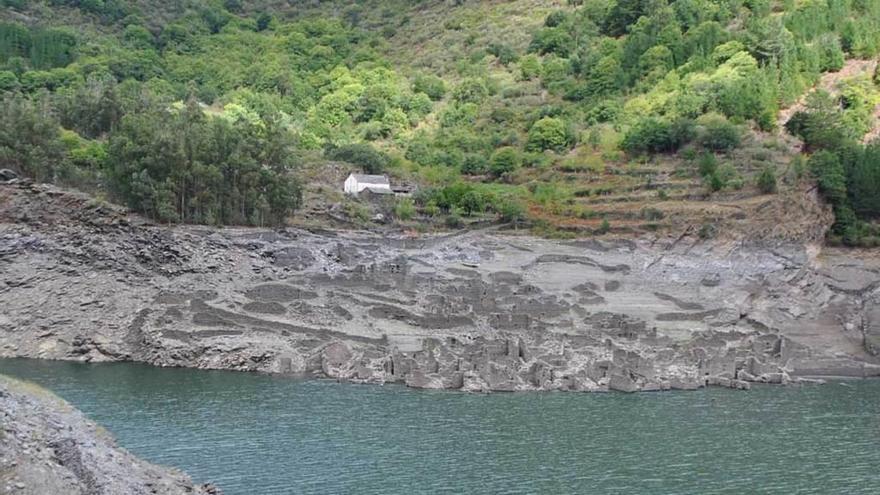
[2,0,880,244]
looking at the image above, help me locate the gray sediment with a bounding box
[2,181,880,393]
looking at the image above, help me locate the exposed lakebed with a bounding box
[1,358,878,494]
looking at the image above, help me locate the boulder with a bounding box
[608,373,638,393]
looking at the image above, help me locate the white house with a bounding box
[344,173,391,195]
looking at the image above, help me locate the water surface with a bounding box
[1,358,878,494]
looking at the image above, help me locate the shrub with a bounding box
[596,218,610,234]
[544,10,569,27]
[488,43,518,65]
[756,166,777,194]
[394,198,415,220]
[0,70,18,92]
[445,210,464,228]
[698,115,741,151]
[497,199,526,223]
[622,118,695,154]
[452,78,488,104]
[697,152,718,177]
[527,117,571,151]
[705,170,726,191]
[413,74,446,101]
[490,147,521,177]
[529,27,573,57]
[519,54,541,81]
[460,190,486,216]
[641,207,665,220]
[325,143,389,174]
[461,153,489,175]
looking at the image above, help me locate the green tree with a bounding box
[527,117,571,151]
[490,147,520,178]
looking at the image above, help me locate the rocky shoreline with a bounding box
[0,374,217,494]
[1,181,880,393]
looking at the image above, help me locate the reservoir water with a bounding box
[1,358,878,494]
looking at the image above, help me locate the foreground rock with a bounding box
[1,181,880,392]
[0,374,217,494]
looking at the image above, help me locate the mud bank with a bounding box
[1,181,880,393]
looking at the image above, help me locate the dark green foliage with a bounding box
[107,100,301,225]
[622,118,696,154]
[756,165,777,194]
[413,74,446,101]
[810,149,849,215]
[697,152,718,177]
[461,153,488,175]
[529,28,574,57]
[0,94,67,182]
[488,43,518,65]
[490,147,520,177]
[326,143,389,174]
[256,12,273,31]
[698,116,741,152]
[1,23,77,70]
[784,92,851,152]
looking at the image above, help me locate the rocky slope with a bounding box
[1,180,880,393]
[0,374,217,495]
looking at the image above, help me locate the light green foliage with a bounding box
[394,197,415,220]
[0,69,17,91]
[527,117,570,152]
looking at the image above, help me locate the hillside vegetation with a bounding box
[1,0,880,244]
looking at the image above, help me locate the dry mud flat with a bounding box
[0,375,217,494]
[1,181,880,393]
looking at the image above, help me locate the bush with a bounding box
[756,166,777,194]
[698,116,741,151]
[527,117,571,151]
[488,43,518,65]
[461,153,489,175]
[394,198,415,220]
[452,78,488,104]
[490,147,521,177]
[445,210,464,228]
[413,74,446,101]
[497,198,526,223]
[705,170,726,191]
[697,153,718,177]
[519,54,541,81]
[0,70,18,92]
[622,118,695,154]
[325,143,389,174]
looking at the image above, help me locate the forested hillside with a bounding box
[1,0,880,244]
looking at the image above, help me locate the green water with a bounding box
[0,359,878,494]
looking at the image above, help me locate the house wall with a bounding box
[344,176,391,195]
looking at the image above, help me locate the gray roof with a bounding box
[350,174,389,185]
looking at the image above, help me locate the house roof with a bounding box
[348,173,389,185]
